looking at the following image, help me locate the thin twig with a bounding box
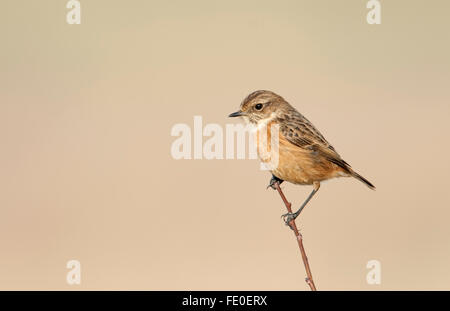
[274,182,317,291]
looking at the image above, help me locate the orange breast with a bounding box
[255,122,345,185]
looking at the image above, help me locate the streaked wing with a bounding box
[278,110,352,170]
[278,110,334,150]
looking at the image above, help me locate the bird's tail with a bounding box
[322,150,375,190]
[351,171,375,190]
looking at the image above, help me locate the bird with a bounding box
[228,90,375,225]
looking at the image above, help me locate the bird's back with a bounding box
[274,106,374,189]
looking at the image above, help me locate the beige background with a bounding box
[1,0,449,290]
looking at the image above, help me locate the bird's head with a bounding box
[228,90,291,124]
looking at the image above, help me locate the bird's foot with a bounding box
[281,211,300,226]
[267,179,278,190]
[267,175,283,190]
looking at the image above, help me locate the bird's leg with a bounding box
[281,182,320,226]
[267,174,284,190]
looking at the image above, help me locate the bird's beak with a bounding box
[228,111,243,118]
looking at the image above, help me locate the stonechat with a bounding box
[229,90,375,224]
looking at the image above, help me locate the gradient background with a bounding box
[1,0,449,290]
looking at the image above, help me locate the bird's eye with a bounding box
[255,103,263,110]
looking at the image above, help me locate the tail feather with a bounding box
[320,148,375,190]
[352,171,375,190]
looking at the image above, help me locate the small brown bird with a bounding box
[229,90,375,224]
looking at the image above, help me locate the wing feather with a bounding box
[278,110,351,172]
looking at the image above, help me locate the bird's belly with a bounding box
[272,148,314,185]
[268,140,341,185]
[255,122,343,185]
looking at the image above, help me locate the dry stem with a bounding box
[273,182,317,291]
